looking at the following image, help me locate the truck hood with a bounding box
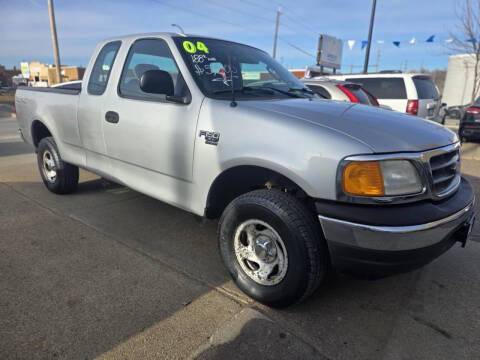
[245,99,457,153]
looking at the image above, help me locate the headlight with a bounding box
[342,160,422,197]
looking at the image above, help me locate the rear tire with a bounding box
[37,137,79,194]
[449,109,460,119]
[218,189,329,307]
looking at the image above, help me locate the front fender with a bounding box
[190,98,373,215]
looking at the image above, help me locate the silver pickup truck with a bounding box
[15,33,476,307]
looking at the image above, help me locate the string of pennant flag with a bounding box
[345,35,478,50]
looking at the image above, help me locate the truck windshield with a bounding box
[173,37,316,100]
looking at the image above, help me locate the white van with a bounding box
[325,72,441,122]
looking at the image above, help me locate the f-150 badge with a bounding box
[199,130,220,145]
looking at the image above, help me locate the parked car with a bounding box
[459,100,480,142]
[445,96,480,121]
[15,33,476,307]
[444,105,464,120]
[326,71,442,122]
[302,78,380,107]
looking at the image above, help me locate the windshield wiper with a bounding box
[212,86,307,98]
[288,87,315,95]
[249,86,303,98]
[212,86,274,95]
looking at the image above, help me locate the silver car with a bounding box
[302,78,380,107]
[327,72,442,122]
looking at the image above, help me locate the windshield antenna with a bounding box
[227,51,237,107]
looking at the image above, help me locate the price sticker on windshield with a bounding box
[183,40,209,54]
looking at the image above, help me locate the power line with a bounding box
[278,37,315,57]
[267,1,319,33]
[238,0,273,12]
[150,0,315,58]
[205,0,273,23]
[281,11,317,33]
[150,0,242,28]
[237,0,318,34]
[205,0,312,36]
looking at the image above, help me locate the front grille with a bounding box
[429,148,460,196]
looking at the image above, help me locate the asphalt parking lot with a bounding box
[1,113,479,360]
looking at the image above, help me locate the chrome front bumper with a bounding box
[318,202,475,252]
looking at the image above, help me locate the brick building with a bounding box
[22,62,85,85]
[0,65,22,87]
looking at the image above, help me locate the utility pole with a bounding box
[47,0,62,84]
[420,58,424,73]
[272,9,281,59]
[404,59,408,73]
[375,48,381,72]
[363,0,377,74]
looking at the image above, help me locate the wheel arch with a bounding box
[31,120,53,149]
[204,164,315,219]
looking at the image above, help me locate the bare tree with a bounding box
[447,0,480,101]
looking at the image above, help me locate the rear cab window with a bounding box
[88,41,121,95]
[412,76,439,99]
[346,77,407,99]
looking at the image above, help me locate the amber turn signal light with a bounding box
[342,161,385,196]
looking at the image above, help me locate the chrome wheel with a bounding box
[233,219,288,286]
[42,150,56,182]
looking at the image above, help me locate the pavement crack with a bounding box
[410,315,453,340]
[0,181,252,309]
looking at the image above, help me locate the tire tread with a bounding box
[219,189,329,306]
[37,137,79,194]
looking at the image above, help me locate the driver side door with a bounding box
[102,37,202,205]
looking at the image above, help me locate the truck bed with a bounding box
[15,86,81,152]
[16,86,81,95]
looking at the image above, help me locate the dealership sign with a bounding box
[20,62,30,78]
[316,34,343,70]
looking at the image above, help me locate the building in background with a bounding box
[0,65,22,87]
[20,61,85,86]
[442,54,478,107]
[289,69,307,79]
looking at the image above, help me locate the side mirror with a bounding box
[140,70,174,96]
[442,102,447,107]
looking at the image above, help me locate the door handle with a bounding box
[105,111,119,124]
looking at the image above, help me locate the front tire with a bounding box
[218,189,329,307]
[37,137,79,194]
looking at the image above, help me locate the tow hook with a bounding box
[454,213,476,248]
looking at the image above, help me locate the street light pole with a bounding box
[363,0,377,74]
[47,0,62,84]
[272,9,281,59]
[171,23,185,34]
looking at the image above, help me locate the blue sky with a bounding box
[0,0,460,72]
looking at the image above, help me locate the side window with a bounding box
[87,41,121,95]
[306,85,331,99]
[412,77,439,99]
[119,38,188,100]
[346,77,407,99]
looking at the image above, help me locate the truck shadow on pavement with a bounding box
[0,140,34,157]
